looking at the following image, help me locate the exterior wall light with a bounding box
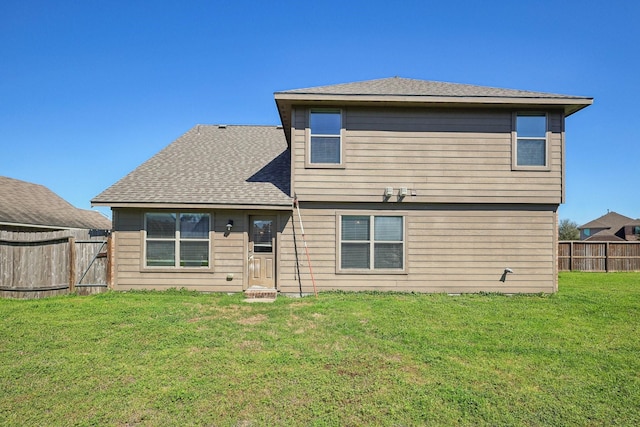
[226,220,234,232]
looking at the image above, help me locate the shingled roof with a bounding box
[0,176,112,230]
[274,77,593,144]
[278,77,584,99]
[578,211,640,241]
[92,125,291,208]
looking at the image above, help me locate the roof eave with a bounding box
[275,93,593,125]
[0,221,108,231]
[92,201,293,211]
[274,98,293,146]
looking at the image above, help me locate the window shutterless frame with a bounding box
[512,112,551,171]
[336,212,407,274]
[142,212,213,271]
[306,109,345,168]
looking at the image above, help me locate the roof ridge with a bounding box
[275,76,591,99]
[579,211,637,229]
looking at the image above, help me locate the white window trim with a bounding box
[512,112,551,171]
[336,212,407,275]
[306,108,345,169]
[141,212,214,272]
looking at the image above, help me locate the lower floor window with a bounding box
[145,212,211,267]
[340,215,404,270]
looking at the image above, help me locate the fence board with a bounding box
[558,241,640,272]
[0,230,110,299]
[76,240,109,285]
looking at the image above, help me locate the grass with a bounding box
[1,272,639,426]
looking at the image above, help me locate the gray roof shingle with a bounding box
[92,125,291,207]
[0,176,112,230]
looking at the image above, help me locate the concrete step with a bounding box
[244,286,277,302]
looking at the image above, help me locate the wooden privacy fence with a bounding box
[558,241,640,272]
[0,230,111,299]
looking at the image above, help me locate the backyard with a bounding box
[1,272,638,426]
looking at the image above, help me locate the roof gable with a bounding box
[0,176,111,230]
[92,125,291,208]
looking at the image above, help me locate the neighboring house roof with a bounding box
[582,234,626,242]
[578,211,640,241]
[0,176,112,230]
[274,77,593,144]
[92,125,291,208]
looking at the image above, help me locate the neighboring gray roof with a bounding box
[274,77,593,143]
[277,77,588,99]
[579,212,636,230]
[582,233,626,242]
[578,211,640,241]
[0,176,112,230]
[92,125,291,207]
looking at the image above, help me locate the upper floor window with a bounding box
[145,212,211,268]
[309,110,342,165]
[514,113,548,169]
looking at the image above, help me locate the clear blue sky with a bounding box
[1,0,638,225]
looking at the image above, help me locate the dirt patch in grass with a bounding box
[237,313,268,325]
[237,340,263,351]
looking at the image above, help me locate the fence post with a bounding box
[69,236,76,293]
[569,241,573,271]
[107,234,114,289]
[605,242,609,272]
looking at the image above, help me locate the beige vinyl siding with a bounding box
[278,203,558,294]
[111,205,557,294]
[292,107,564,204]
[112,209,249,292]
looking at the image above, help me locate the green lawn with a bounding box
[1,273,639,426]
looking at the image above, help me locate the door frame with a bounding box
[244,213,279,290]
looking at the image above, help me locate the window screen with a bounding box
[516,114,547,167]
[310,111,341,164]
[145,212,210,267]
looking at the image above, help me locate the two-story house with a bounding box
[92,77,592,294]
